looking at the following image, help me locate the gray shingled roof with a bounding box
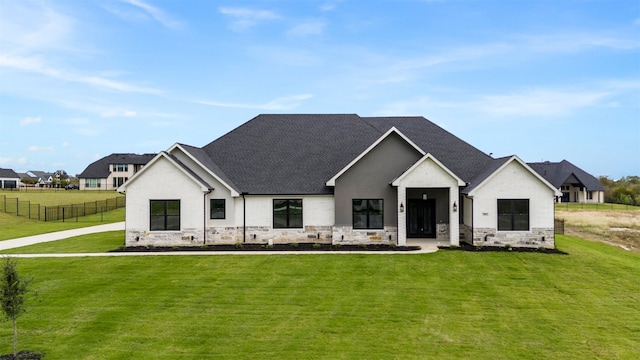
[78,153,156,178]
[0,168,20,178]
[528,160,604,191]
[201,114,493,195]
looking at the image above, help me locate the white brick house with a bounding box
[118,114,562,248]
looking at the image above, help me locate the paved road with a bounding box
[0,222,438,257]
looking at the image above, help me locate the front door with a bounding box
[407,199,436,238]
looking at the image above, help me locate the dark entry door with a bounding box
[407,199,436,238]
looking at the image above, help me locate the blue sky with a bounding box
[1,0,638,179]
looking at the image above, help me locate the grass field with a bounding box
[0,189,124,207]
[0,208,124,241]
[0,235,638,359]
[555,203,640,252]
[0,231,125,254]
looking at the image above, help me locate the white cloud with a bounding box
[478,89,610,118]
[19,116,41,126]
[0,54,162,94]
[116,0,183,29]
[61,141,69,147]
[376,85,619,120]
[287,21,325,37]
[100,109,138,118]
[0,157,28,166]
[0,1,74,52]
[193,94,313,110]
[28,145,54,152]
[219,7,280,31]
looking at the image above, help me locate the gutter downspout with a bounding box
[204,189,212,245]
[241,192,248,243]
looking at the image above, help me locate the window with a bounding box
[273,199,302,228]
[497,199,529,231]
[112,177,127,188]
[210,199,225,219]
[353,199,383,229]
[113,164,128,172]
[150,200,180,231]
[587,191,593,200]
[85,178,101,188]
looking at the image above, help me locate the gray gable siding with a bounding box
[334,132,423,227]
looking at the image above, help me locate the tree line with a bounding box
[599,176,640,206]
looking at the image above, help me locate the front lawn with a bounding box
[1,235,638,359]
[0,209,124,241]
[0,231,125,254]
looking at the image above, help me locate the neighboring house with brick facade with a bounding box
[118,114,562,249]
[78,153,155,191]
[528,160,605,204]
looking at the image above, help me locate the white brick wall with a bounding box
[470,160,556,248]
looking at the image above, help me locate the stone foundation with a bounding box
[471,227,555,248]
[125,228,204,247]
[237,225,333,244]
[126,225,335,247]
[332,226,397,245]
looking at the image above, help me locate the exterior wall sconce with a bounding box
[399,202,404,212]
[453,201,458,212]
[422,193,428,200]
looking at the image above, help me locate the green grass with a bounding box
[0,231,124,254]
[1,235,638,359]
[0,189,124,207]
[0,208,124,241]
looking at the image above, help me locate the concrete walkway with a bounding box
[0,222,125,251]
[0,222,439,257]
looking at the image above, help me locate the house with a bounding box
[0,168,20,189]
[78,153,156,191]
[118,114,562,249]
[26,170,54,187]
[528,160,605,203]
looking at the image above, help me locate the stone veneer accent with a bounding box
[125,228,204,247]
[127,225,335,246]
[234,225,333,244]
[332,226,397,245]
[471,227,555,248]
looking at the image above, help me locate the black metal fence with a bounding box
[0,195,125,222]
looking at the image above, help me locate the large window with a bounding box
[497,199,529,231]
[150,200,180,231]
[273,199,302,228]
[353,199,383,229]
[210,199,225,219]
[85,178,101,188]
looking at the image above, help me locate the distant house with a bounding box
[78,153,156,191]
[27,170,54,187]
[0,168,20,189]
[528,160,605,203]
[118,114,562,249]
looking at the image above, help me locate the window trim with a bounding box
[352,199,384,230]
[497,199,529,231]
[273,199,303,229]
[150,199,181,231]
[210,199,226,219]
